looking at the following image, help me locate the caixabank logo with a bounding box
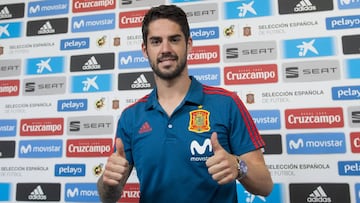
[237,183,284,203]
[0,3,24,20]
[0,183,11,201]
[16,183,61,201]
[71,74,112,93]
[26,18,68,36]
[289,183,350,203]
[345,58,360,79]
[25,56,65,75]
[0,22,22,39]
[224,0,272,19]
[282,37,336,59]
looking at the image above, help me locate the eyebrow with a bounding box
[149,34,183,41]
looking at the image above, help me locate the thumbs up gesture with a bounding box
[206,132,238,185]
[102,138,130,186]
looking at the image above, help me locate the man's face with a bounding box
[142,19,192,80]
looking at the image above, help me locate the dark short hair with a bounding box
[142,5,190,46]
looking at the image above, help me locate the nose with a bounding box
[160,40,172,53]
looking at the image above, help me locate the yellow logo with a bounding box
[188,107,210,133]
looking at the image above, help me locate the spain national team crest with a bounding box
[188,107,210,133]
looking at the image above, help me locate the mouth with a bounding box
[157,54,177,63]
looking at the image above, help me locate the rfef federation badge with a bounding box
[188,107,210,133]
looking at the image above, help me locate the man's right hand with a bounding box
[102,138,129,186]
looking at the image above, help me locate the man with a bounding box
[97,4,273,203]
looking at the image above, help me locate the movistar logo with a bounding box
[190,139,212,155]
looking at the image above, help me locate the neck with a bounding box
[155,74,191,116]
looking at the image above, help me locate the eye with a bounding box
[170,36,181,43]
[150,38,161,46]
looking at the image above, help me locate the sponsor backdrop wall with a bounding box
[0,0,359,202]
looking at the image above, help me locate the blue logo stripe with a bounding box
[26,56,65,75]
[55,164,86,177]
[249,110,281,130]
[338,161,360,175]
[72,13,115,33]
[28,0,69,17]
[282,37,335,58]
[237,183,284,203]
[287,133,346,154]
[224,0,272,19]
[0,183,11,201]
[65,183,100,202]
[190,27,219,40]
[0,22,22,39]
[0,119,17,137]
[189,67,220,86]
[60,37,90,50]
[346,59,360,79]
[326,15,360,30]
[338,0,360,9]
[18,139,63,158]
[71,74,113,93]
[118,50,149,69]
[332,85,360,100]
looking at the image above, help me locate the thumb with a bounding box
[115,138,125,157]
[211,132,223,153]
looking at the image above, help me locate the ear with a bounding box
[187,37,193,54]
[141,42,148,58]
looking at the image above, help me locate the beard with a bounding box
[148,51,187,80]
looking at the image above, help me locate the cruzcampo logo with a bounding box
[188,106,210,133]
